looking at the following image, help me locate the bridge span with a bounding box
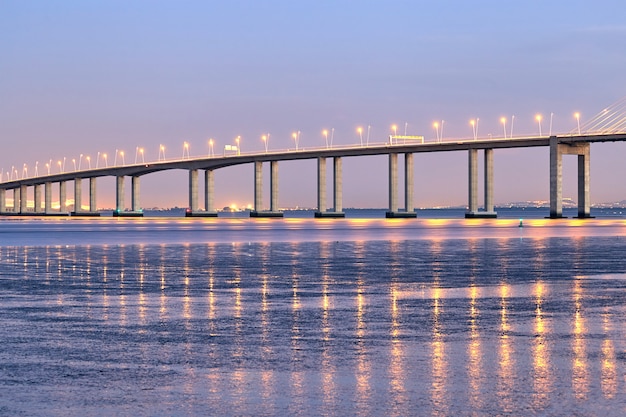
[1,133,626,219]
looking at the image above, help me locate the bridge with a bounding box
[2,99,626,219]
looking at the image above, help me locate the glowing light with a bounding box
[574,112,581,135]
[500,117,507,139]
[536,114,543,136]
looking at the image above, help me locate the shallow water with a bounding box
[1,218,626,416]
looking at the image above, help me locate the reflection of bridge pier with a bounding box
[465,148,497,218]
[186,169,218,217]
[315,156,345,218]
[386,153,416,218]
[251,160,283,217]
[550,137,591,218]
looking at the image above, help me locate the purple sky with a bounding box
[2,0,626,209]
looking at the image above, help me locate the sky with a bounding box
[1,0,626,210]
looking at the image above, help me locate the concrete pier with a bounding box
[186,168,218,217]
[251,160,283,217]
[59,181,68,214]
[45,182,52,214]
[74,178,82,214]
[19,185,27,213]
[465,148,497,218]
[0,189,5,213]
[131,176,141,212]
[34,184,42,213]
[386,153,416,218]
[316,156,344,217]
[113,175,142,217]
[549,136,591,218]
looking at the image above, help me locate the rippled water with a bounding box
[1,218,626,416]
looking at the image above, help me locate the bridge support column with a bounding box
[185,169,218,217]
[73,178,82,214]
[13,188,20,213]
[59,181,68,214]
[204,170,217,215]
[332,157,344,215]
[549,137,591,218]
[34,184,42,213]
[114,176,124,216]
[270,161,279,212]
[465,148,497,218]
[386,153,417,218]
[316,156,344,217]
[0,189,5,213]
[89,178,98,214]
[251,161,283,217]
[577,144,591,218]
[189,169,198,212]
[131,176,141,213]
[45,182,52,214]
[20,185,27,214]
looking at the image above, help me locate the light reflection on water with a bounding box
[1,221,626,416]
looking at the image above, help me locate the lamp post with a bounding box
[433,122,440,142]
[72,158,77,171]
[322,130,329,148]
[330,128,334,148]
[103,153,108,168]
[120,151,125,165]
[366,125,371,146]
[208,139,214,157]
[159,145,166,161]
[500,117,507,139]
[45,163,50,175]
[536,114,543,136]
[58,160,62,173]
[574,112,581,135]
[391,124,397,144]
[510,115,515,138]
[235,136,241,155]
[357,127,363,146]
[292,132,298,151]
[470,119,478,140]
[35,161,39,177]
[549,112,554,136]
[262,134,268,153]
[183,142,189,159]
[78,154,83,170]
[86,156,91,169]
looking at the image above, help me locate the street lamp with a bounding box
[45,163,50,175]
[510,115,515,138]
[500,117,507,139]
[357,127,363,146]
[120,150,125,165]
[330,128,335,148]
[235,136,241,155]
[366,125,371,146]
[159,145,166,161]
[549,112,554,136]
[139,148,145,163]
[208,139,214,157]
[574,112,581,135]
[262,134,269,153]
[433,121,440,142]
[292,132,299,151]
[72,158,77,171]
[35,161,39,177]
[536,114,543,136]
[78,154,83,170]
[470,119,478,140]
[86,156,91,169]
[391,124,397,144]
[183,141,190,159]
[58,160,62,173]
[322,129,329,148]
[103,153,108,168]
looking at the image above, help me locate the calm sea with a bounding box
[1,210,626,416]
